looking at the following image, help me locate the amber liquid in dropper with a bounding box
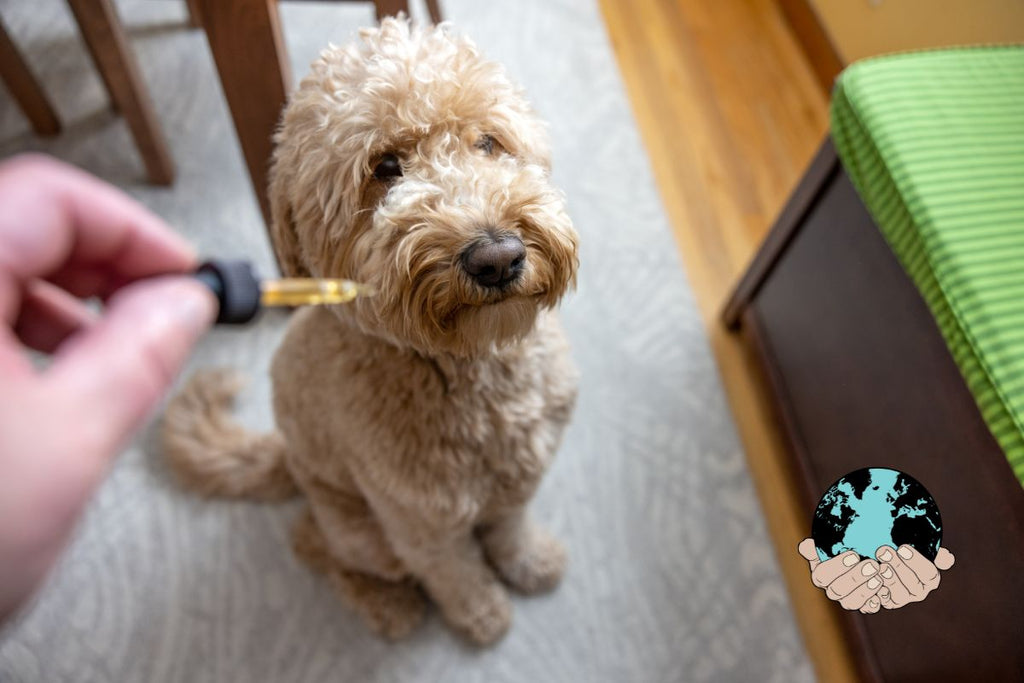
[260,278,375,307]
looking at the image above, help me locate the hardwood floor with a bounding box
[598,1,858,681]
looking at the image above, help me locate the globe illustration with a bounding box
[812,467,941,562]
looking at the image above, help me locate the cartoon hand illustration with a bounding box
[798,539,883,613]
[798,539,955,613]
[873,544,954,609]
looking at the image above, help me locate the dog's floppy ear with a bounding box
[268,159,310,277]
[269,199,309,277]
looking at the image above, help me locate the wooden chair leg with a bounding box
[424,0,443,24]
[66,0,174,185]
[74,15,118,114]
[184,0,202,28]
[374,0,410,21]
[0,18,61,136]
[197,0,290,256]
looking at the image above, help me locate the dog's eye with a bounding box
[373,154,403,181]
[476,135,496,156]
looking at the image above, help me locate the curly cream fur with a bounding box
[163,18,578,645]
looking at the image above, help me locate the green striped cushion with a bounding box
[831,46,1024,489]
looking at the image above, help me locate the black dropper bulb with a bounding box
[193,259,261,324]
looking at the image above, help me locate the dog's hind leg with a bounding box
[294,476,408,579]
[291,506,426,640]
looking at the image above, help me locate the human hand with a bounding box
[798,538,954,614]
[798,538,884,614]
[873,544,954,609]
[0,155,216,620]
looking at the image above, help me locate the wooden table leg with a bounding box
[196,0,290,246]
[0,17,61,136]
[374,0,410,21]
[424,0,442,24]
[66,0,174,185]
[184,0,202,28]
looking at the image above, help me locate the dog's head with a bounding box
[269,19,578,357]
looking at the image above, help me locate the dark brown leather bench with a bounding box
[723,139,1024,682]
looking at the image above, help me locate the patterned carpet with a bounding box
[0,0,813,680]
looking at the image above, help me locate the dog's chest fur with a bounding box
[272,307,577,525]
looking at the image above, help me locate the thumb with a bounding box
[934,547,955,571]
[48,277,216,454]
[798,538,821,571]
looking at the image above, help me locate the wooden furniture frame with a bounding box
[0,0,174,184]
[66,0,174,184]
[723,139,1024,681]
[775,0,843,93]
[0,17,61,136]
[194,0,442,256]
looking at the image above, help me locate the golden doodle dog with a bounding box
[163,18,579,645]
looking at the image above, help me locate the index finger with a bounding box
[0,154,196,320]
[810,550,861,589]
[825,559,880,601]
[876,545,925,597]
[896,544,941,587]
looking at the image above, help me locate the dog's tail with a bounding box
[161,369,297,500]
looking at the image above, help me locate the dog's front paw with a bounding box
[493,528,567,595]
[443,582,512,646]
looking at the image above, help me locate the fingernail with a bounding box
[867,577,881,589]
[881,565,894,579]
[868,598,879,608]
[879,587,889,599]
[898,546,914,560]
[843,554,858,567]
[878,549,892,562]
[861,563,877,576]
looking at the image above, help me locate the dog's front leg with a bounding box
[368,497,512,645]
[480,507,566,594]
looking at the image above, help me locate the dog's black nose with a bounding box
[462,234,526,288]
